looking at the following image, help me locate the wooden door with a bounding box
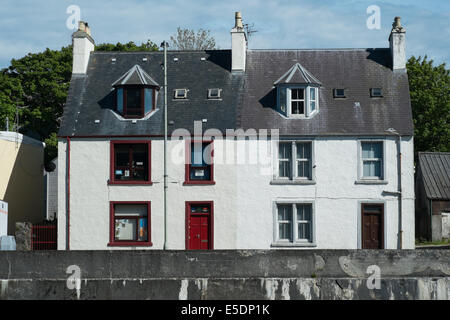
[362,204,384,249]
[186,202,213,250]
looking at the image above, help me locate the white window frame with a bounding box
[174,89,188,99]
[272,200,316,247]
[207,88,222,100]
[357,140,386,182]
[283,85,319,118]
[274,140,314,182]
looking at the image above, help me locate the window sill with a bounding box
[270,179,316,185]
[108,180,153,186]
[183,181,216,186]
[271,242,317,248]
[355,179,388,185]
[108,241,153,247]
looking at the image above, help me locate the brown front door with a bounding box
[362,204,384,249]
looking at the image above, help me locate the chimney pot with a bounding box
[235,12,243,29]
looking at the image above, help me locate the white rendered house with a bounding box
[57,16,414,250]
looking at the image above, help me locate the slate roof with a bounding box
[59,48,413,137]
[111,64,160,87]
[239,49,413,136]
[418,152,450,200]
[274,62,322,85]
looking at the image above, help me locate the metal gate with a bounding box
[31,223,57,250]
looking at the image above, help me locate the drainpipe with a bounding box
[386,128,402,249]
[161,41,168,250]
[67,137,71,250]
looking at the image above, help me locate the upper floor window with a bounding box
[184,140,215,185]
[110,141,152,185]
[277,141,312,180]
[274,62,322,119]
[278,86,319,118]
[116,87,155,118]
[112,64,159,119]
[360,141,384,180]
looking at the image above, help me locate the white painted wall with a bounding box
[72,37,94,74]
[57,136,414,250]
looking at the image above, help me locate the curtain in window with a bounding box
[296,204,312,241]
[362,142,382,178]
[278,143,292,178]
[277,204,292,240]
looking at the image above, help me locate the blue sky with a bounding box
[0,0,449,68]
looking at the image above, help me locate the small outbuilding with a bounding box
[415,152,450,241]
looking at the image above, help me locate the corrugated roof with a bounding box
[418,152,450,200]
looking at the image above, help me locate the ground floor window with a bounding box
[109,202,152,246]
[274,202,314,245]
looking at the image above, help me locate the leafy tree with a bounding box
[95,40,159,52]
[407,56,450,156]
[0,71,24,131]
[170,27,216,50]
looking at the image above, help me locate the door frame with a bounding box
[185,201,214,250]
[360,202,385,249]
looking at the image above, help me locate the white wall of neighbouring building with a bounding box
[57,136,414,250]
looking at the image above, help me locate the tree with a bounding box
[407,56,450,156]
[170,27,216,50]
[95,40,159,52]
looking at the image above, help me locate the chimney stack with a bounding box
[72,21,95,74]
[231,12,247,72]
[389,16,406,71]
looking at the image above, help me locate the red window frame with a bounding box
[185,201,214,250]
[108,201,152,247]
[117,86,156,119]
[184,140,215,185]
[109,140,152,185]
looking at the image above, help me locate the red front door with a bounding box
[186,202,213,250]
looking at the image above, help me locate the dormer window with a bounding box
[333,89,346,98]
[116,87,155,118]
[370,88,383,97]
[174,89,188,99]
[112,65,160,119]
[208,88,222,100]
[274,63,322,119]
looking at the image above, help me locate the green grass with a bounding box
[415,238,450,246]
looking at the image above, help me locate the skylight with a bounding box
[370,88,383,97]
[174,89,188,99]
[333,89,346,98]
[207,88,222,99]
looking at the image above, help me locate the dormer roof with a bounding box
[274,62,322,86]
[112,64,160,87]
